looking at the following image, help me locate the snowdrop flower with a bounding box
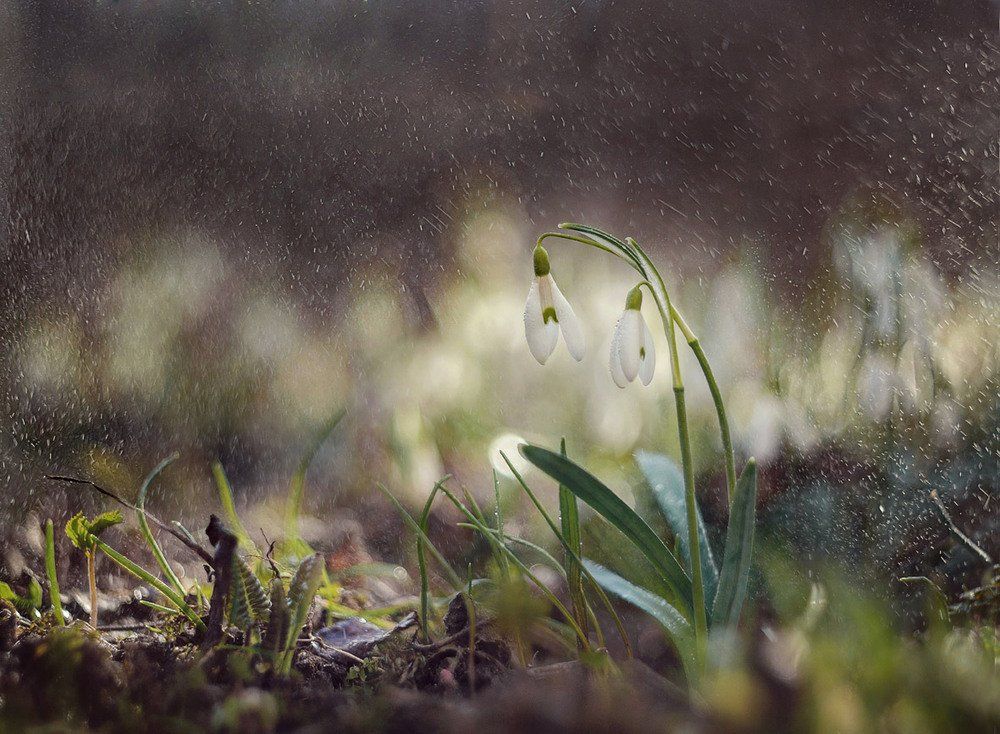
[523,245,586,364]
[609,285,655,388]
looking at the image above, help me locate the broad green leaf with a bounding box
[711,459,758,629]
[636,451,719,612]
[521,444,692,617]
[583,560,696,677]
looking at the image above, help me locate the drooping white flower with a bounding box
[523,245,585,364]
[609,286,655,388]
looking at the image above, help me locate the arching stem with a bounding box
[627,238,707,669]
[553,225,736,505]
[668,305,737,507]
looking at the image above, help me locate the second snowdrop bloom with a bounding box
[523,245,586,364]
[609,285,655,388]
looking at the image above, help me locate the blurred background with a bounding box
[0,1,996,605]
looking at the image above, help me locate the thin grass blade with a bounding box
[284,408,346,541]
[558,438,590,643]
[136,454,186,598]
[211,462,258,554]
[417,478,449,640]
[440,485,590,651]
[377,482,462,591]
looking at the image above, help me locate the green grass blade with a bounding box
[558,438,589,644]
[583,560,696,679]
[140,600,184,616]
[211,462,258,554]
[440,486,590,651]
[284,408,346,541]
[457,524,566,575]
[457,523,613,651]
[710,459,758,629]
[636,451,719,611]
[521,444,692,617]
[417,478,449,640]
[93,538,205,631]
[492,470,510,579]
[377,482,462,591]
[499,450,630,656]
[136,453,186,599]
[44,520,64,624]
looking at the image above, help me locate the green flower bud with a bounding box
[533,245,551,276]
[624,284,643,311]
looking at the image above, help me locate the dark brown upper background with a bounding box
[2,0,996,327]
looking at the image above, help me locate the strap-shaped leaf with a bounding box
[711,459,758,629]
[521,444,692,616]
[636,451,719,612]
[583,560,695,676]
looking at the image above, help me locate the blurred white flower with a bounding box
[523,245,585,364]
[489,432,528,478]
[857,353,896,420]
[609,286,655,388]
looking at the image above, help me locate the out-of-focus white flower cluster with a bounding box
[11,207,998,512]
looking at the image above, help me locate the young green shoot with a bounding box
[435,483,592,652]
[44,519,64,625]
[66,510,205,631]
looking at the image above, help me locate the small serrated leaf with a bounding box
[262,578,289,654]
[237,558,271,620]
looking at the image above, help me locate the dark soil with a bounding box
[0,622,701,733]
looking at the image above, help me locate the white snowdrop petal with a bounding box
[524,280,559,364]
[619,310,643,382]
[609,316,629,388]
[550,277,586,361]
[638,316,656,386]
